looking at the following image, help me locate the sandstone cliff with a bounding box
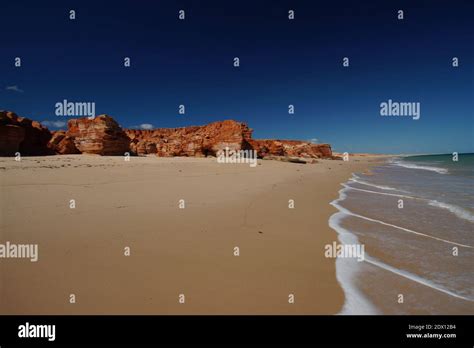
[67,115,130,155]
[125,120,253,157]
[0,111,52,156]
[48,130,80,155]
[0,111,333,160]
[249,139,332,159]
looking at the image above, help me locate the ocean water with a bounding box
[330,153,474,314]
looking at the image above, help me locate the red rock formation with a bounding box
[249,139,332,159]
[0,122,25,156]
[48,130,80,155]
[1,111,334,160]
[125,120,253,157]
[0,111,52,156]
[67,115,130,155]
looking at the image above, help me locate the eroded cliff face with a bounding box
[125,120,253,157]
[48,130,80,155]
[67,115,130,155]
[249,139,332,159]
[0,111,52,156]
[124,122,332,159]
[0,111,333,160]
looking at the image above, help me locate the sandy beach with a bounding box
[0,155,381,314]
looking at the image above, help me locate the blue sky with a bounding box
[1,0,473,154]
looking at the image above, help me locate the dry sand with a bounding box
[0,154,381,314]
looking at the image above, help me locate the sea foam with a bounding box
[329,179,474,314]
[329,188,379,315]
[428,200,474,223]
[390,161,448,174]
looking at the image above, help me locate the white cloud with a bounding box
[131,123,154,130]
[41,120,67,128]
[309,138,319,144]
[5,85,24,93]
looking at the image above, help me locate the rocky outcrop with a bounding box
[0,111,52,156]
[125,120,253,157]
[1,111,334,160]
[67,115,130,155]
[48,130,80,155]
[249,139,332,159]
[0,122,25,156]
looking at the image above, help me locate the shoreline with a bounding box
[329,157,391,315]
[0,154,383,314]
[331,155,474,314]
